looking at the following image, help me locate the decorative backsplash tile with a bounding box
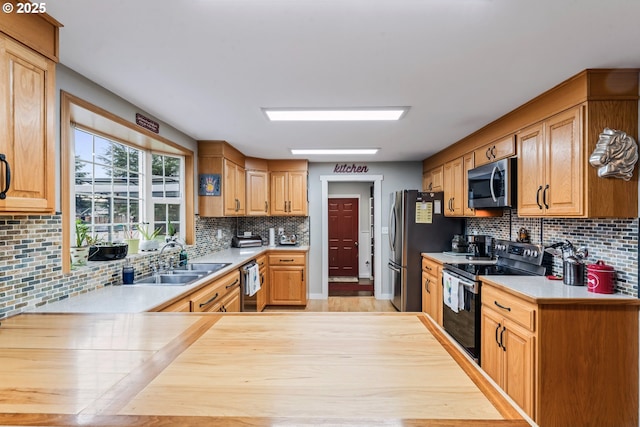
[0,214,309,319]
[467,209,638,296]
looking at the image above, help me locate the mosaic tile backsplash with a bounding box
[0,215,309,320]
[467,209,639,296]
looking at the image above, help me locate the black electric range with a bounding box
[444,239,547,281]
[441,239,547,365]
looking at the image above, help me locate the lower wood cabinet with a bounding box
[481,280,639,427]
[421,256,442,326]
[190,270,241,313]
[268,252,307,306]
[160,297,191,313]
[481,286,534,417]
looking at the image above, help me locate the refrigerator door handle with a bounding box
[388,197,396,252]
[388,262,401,273]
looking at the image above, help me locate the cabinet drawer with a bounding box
[422,257,439,274]
[190,270,240,313]
[482,285,536,332]
[269,253,305,266]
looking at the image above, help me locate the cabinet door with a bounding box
[223,159,239,216]
[517,123,545,216]
[431,267,443,326]
[269,266,306,305]
[219,286,241,312]
[430,166,443,192]
[270,171,288,216]
[288,171,308,215]
[246,170,269,216]
[236,165,246,215]
[0,36,55,213]
[462,153,475,217]
[422,171,432,192]
[545,107,583,216]
[480,306,503,385]
[443,159,463,216]
[503,320,535,417]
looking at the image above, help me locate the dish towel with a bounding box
[245,263,261,297]
[443,271,460,313]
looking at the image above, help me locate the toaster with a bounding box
[279,234,298,245]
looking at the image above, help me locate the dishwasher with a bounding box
[240,260,260,312]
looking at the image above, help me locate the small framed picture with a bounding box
[199,174,221,196]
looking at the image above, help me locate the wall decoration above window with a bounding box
[589,128,638,181]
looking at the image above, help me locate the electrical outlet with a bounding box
[217,229,222,239]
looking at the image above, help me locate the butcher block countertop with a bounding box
[0,312,530,427]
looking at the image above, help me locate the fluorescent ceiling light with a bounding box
[290,148,379,155]
[263,107,409,121]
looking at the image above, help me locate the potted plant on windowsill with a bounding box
[137,223,161,251]
[124,223,140,254]
[70,219,91,267]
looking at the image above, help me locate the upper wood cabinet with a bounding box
[518,98,639,218]
[422,165,443,192]
[223,158,245,216]
[473,135,515,167]
[269,160,308,216]
[443,157,464,216]
[245,157,270,216]
[424,69,639,218]
[0,25,58,213]
[197,141,246,217]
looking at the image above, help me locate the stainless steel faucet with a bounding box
[159,239,185,271]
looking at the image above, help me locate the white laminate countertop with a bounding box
[480,275,640,305]
[421,252,497,265]
[32,245,308,314]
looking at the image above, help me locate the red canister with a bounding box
[587,261,615,294]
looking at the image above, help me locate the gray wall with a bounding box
[308,162,423,298]
[55,64,198,212]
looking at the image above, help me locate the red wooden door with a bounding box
[328,198,359,278]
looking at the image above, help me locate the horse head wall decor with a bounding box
[589,128,638,181]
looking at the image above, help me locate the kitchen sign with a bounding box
[333,163,369,174]
[135,113,160,134]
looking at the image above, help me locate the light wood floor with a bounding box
[265,296,397,312]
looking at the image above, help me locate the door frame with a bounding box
[320,175,383,299]
[328,194,361,279]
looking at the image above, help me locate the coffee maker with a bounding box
[466,235,493,260]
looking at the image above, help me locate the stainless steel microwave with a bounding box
[467,158,516,208]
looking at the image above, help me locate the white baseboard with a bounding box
[308,293,324,300]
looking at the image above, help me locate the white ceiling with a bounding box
[47,0,640,162]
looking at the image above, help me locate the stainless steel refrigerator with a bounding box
[388,190,463,311]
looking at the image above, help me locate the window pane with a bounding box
[75,161,93,191]
[129,200,140,224]
[76,194,92,220]
[154,203,166,221]
[165,157,180,177]
[168,204,180,222]
[113,198,128,224]
[75,129,94,162]
[94,137,112,165]
[129,147,140,172]
[94,197,111,225]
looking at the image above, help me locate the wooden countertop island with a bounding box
[0,312,529,427]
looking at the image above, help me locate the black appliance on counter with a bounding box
[442,239,547,364]
[388,190,463,312]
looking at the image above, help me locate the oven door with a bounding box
[442,270,481,363]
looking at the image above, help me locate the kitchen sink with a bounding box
[134,274,202,286]
[175,262,232,273]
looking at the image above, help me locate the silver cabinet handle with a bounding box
[489,165,498,202]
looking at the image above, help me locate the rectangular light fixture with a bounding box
[263,107,409,121]
[290,148,379,155]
